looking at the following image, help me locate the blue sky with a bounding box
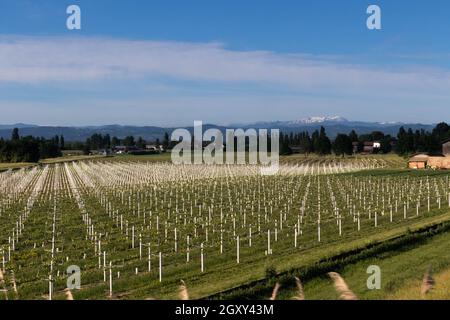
[0,0,450,126]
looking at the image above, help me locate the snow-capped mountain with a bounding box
[228,116,434,138]
[286,116,348,125]
[241,115,350,128]
[0,117,435,140]
[235,116,413,128]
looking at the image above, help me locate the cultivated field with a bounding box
[280,153,406,169]
[0,155,449,300]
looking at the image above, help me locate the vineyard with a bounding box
[0,157,449,300]
[280,153,405,169]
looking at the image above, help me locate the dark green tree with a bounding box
[111,136,120,147]
[11,128,20,141]
[315,126,332,155]
[297,131,313,154]
[380,135,392,154]
[333,134,352,156]
[163,132,170,149]
[432,122,450,142]
[279,132,292,155]
[349,130,358,143]
[136,136,146,149]
[123,136,135,147]
[60,135,65,150]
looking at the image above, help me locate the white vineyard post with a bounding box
[201,243,204,273]
[317,221,321,242]
[357,213,361,231]
[159,252,162,282]
[236,236,240,264]
[174,228,178,253]
[294,226,298,248]
[48,274,52,301]
[109,262,112,298]
[103,251,107,282]
[131,226,135,249]
[186,236,190,263]
[139,234,142,260]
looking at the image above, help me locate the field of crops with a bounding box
[0,157,449,300]
[280,153,406,169]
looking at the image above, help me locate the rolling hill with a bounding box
[0,118,435,141]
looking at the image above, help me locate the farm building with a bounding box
[361,141,381,154]
[145,144,164,152]
[408,154,429,169]
[443,139,450,156]
[428,155,450,169]
[408,140,450,169]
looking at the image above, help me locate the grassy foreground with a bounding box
[242,215,450,300]
[161,211,450,299]
[388,268,450,300]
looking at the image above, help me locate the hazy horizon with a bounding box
[0,115,442,128]
[1,1,450,125]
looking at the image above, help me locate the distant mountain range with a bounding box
[230,116,435,138]
[231,116,413,128]
[0,117,436,141]
[0,123,38,130]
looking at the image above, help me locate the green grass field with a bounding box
[269,219,450,300]
[281,153,406,168]
[1,154,449,300]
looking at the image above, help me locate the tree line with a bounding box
[279,122,450,156]
[59,122,450,157]
[63,133,171,155]
[1,122,449,163]
[0,128,63,163]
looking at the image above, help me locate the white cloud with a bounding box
[1,35,450,98]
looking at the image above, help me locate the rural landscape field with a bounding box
[2,1,450,308]
[1,153,450,300]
